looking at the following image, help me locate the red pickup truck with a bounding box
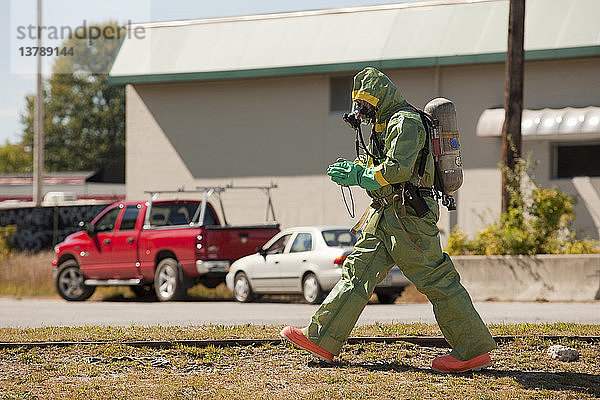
[52,194,279,301]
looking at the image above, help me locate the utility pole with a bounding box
[501,0,525,213]
[33,0,44,206]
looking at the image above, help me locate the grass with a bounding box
[0,251,427,303]
[0,251,56,297]
[1,323,599,399]
[0,322,599,344]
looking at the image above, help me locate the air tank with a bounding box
[424,97,463,195]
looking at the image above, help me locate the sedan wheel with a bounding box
[56,261,95,301]
[233,272,255,303]
[154,258,185,301]
[302,273,323,304]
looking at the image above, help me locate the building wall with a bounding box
[125,79,374,229]
[126,56,600,242]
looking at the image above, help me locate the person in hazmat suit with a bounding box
[281,67,497,373]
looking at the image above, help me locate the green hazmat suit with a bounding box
[302,67,497,361]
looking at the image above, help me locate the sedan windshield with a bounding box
[322,230,357,247]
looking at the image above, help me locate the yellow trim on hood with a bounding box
[352,90,380,107]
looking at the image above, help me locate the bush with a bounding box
[447,160,599,255]
[0,226,16,259]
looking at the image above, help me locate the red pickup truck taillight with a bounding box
[195,233,206,259]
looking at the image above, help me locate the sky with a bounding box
[0,0,416,145]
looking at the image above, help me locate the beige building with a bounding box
[109,0,600,243]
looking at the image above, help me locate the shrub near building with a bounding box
[447,187,599,256]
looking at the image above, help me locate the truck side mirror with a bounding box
[78,221,94,234]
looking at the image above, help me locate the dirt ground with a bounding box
[1,324,599,399]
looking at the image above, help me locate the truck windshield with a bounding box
[321,229,357,247]
[149,202,216,226]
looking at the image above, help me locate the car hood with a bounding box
[231,253,263,268]
[56,230,88,250]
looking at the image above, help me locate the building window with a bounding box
[329,76,352,113]
[553,142,600,178]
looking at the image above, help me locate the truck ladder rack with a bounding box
[144,183,278,227]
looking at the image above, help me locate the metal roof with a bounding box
[476,106,600,140]
[108,0,600,85]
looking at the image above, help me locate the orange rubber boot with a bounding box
[280,326,334,363]
[432,353,491,373]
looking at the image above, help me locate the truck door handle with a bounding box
[103,239,111,245]
[127,237,135,244]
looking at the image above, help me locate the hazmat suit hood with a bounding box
[351,67,410,124]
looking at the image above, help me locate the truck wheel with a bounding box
[233,272,255,303]
[302,273,323,304]
[154,258,186,301]
[55,260,95,301]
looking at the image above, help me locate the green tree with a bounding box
[0,141,32,173]
[20,21,125,172]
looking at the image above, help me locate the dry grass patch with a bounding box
[1,324,599,399]
[0,322,598,344]
[395,284,429,303]
[0,251,55,297]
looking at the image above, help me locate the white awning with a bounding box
[476,106,600,140]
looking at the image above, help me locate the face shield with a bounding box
[352,100,376,125]
[343,100,377,130]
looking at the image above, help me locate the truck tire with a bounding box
[233,272,255,303]
[302,273,324,304]
[154,258,186,301]
[55,260,95,301]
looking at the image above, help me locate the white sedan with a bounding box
[225,226,410,304]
